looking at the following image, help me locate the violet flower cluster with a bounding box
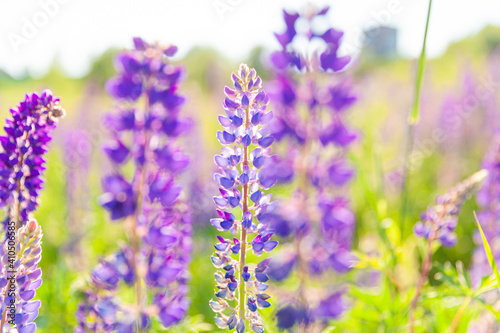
[414,169,488,247]
[0,90,64,332]
[210,64,277,333]
[76,38,192,332]
[261,6,357,330]
[471,133,500,282]
[0,91,65,225]
[0,219,43,333]
[409,169,487,332]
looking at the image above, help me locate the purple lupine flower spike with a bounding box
[0,90,64,332]
[263,5,357,330]
[210,64,277,333]
[413,169,488,247]
[0,219,44,333]
[76,38,192,332]
[409,169,487,328]
[0,90,65,226]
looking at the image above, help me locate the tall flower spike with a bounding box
[0,90,65,226]
[413,169,489,247]
[409,169,488,332]
[264,6,357,330]
[211,64,277,333]
[0,90,64,332]
[76,38,192,332]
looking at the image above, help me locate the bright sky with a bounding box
[0,0,499,78]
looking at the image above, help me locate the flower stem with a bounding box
[239,201,248,321]
[401,0,433,239]
[239,96,250,322]
[400,124,415,239]
[129,109,152,333]
[449,296,472,333]
[408,226,436,333]
[295,237,307,304]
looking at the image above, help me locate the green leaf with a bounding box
[474,211,500,294]
[474,275,497,297]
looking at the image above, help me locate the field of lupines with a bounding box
[1,2,500,333]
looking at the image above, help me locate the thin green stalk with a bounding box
[400,0,433,237]
[474,211,500,293]
[400,124,414,239]
[130,92,153,333]
[408,225,436,333]
[238,85,250,324]
[409,0,433,125]
[449,296,472,333]
[130,135,149,333]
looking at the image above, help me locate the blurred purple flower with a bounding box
[77,38,192,331]
[313,292,345,320]
[276,305,310,330]
[413,169,488,248]
[99,175,136,220]
[263,5,358,330]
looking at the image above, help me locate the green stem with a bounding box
[238,89,250,323]
[409,0,433,125]
[238,161,248,321]
[400,0,433,238]
[400,124,414,239]
[130,96,152,333]
[409,220,439,333]
[449,297,472,333]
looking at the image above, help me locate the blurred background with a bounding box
[1,0,500,332]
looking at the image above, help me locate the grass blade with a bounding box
[400,0,434,238]
[408,0,433,125]
[474,211,500,293]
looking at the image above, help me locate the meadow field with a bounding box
[1,2,500,332]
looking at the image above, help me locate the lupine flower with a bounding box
[413,169,488,247]
[409,170,488,332]
[0,90,65,224]
[262,5,357,330]
[210,64,277,333]
[0,90,64,332]
[76,38,192,332]
[0,219,44,333]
